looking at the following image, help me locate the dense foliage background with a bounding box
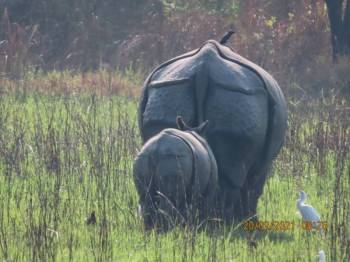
[0,0,349,98]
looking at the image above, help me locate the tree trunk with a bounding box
[325,0,350,60]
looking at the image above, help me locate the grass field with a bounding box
[0,78,349,261]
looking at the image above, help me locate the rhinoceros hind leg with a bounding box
[139,195,158,230]
[239,168,270,222]
[213,177,241,223]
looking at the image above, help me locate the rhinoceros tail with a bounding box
[195,63,209,125]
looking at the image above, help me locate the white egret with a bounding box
[317,250,326,262]
[297,191,321,228]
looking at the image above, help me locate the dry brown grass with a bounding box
[0,70,140,97]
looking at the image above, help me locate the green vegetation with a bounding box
[0,84,349,261]
[1,1,350,261]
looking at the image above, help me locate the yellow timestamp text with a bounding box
[243,220,328,232]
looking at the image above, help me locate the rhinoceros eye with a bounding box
[148,78,191,89]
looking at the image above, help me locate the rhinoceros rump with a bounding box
[133,117,218,229]
[138,40,288,222]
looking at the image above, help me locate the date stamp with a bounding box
[243,220,328,232]
[300,221,328,232]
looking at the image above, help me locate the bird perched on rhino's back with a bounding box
[219,30,235,45]
[138,32,288,222]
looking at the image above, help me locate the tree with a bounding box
[325,0,350,60]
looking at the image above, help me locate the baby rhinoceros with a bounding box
[133,117,218,229]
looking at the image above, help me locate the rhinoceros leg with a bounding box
[133,153,159,229]
[236,184,256,221]
[211,167,267,223]
[215,177,241,222]
[154,154,193,228]
[235,166,270,222]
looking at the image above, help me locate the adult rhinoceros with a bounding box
[138,36,287,223]
[134,117,218,229]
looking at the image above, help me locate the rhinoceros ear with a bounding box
[196,120,209,136]
[176,116,190,131]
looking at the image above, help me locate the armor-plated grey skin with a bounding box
[138,40,288,222]
[133,118,218,229]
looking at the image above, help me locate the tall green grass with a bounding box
[0,89,349,261]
